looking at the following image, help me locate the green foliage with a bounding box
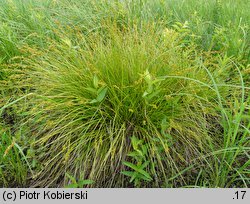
[121,136,152,187]
[0,0,249,188]
[65,173,94,188]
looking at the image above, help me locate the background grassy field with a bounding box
[0,0,249,187]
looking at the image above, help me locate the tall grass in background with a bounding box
[0,0,249,61]
[0,0,249,187]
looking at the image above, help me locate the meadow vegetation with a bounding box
[0,0,249,187]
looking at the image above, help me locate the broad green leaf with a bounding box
[121,171,135,178]
[127,151,140,158]
[136,173,152,182]
[93,75,99,89]
[96,87,108,102]
[123,161,139,171]
[142,91,149,98]
[78,179,94,187]
[123,161,151,179]
[85,87,97,94]
[89,99,98,104]
[135,149,144,158]
[138,169,152,180]
[146,84,153,94]
[130,172,139,183]
[131,136,143,150]
[141,161,150,169]
[65,183,78,188]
